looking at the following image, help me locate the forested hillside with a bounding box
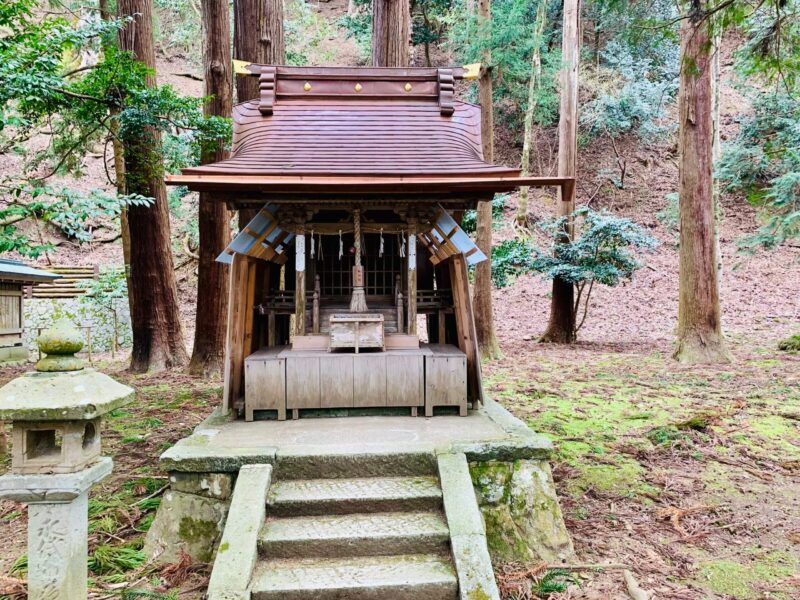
[0,0,798,597]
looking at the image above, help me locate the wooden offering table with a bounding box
[329,313,385,353]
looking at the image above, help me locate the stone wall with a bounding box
[23,298,131,354]
[470,458,574,564]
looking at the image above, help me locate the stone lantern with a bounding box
[0,318,134,600]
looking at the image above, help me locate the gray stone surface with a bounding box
[0,457,112,503]
[276,450,438,479]
[0,369,134,421]
[268,475,442,516]
[159,432,276,473]
[169,472,235,500]
[143,489,229,564]
[0,345,28,366]
[27,491,90,600]
[260,511,450,558]
[437,452,500,600]
[250,554,458,600]
[470,459,574,563]
[207,464,272,600]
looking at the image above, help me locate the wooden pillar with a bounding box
[449,254,484,405]
[407,225,417,335]
[294,231,306,336]
[223,253,251,412]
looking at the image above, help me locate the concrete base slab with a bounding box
[160,399,552,474]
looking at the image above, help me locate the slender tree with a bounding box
[515,0,548,229]
[190,0,234,377]
[118,0,189,372]
[234,0,285,226]
[473,0,500,358]
[673,1,730,363]
[372,0,410,67]
[540,0,580,343]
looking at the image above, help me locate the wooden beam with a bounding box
[223,254,249,412]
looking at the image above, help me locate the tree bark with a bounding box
[372,0,410,67]
[673,2,731,364]
[234,0,285,227]
[540,0,580,343]
[190,0,233,377]
[516,0,547,229]
[118,0,189,372]
[472,0,500,359]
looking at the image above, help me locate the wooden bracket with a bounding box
[258,66,277,115]
[438,68,455,116]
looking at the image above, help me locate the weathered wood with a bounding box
[245,347,286,421]
[286,356,320,409]
[329,314,385,352]
[353,354,387,406]
[312,275,320,334]
[449,254,483,405]
[223,254,250,411]
[424,344,467,416]
[386,352,423,407]
[292,335,329,351]
[321,355,354,408]
[294,233,306,336]
[407,228,417,335]
[385,334,419,350]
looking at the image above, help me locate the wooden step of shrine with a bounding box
[267,475,443,516]
[250,554,458,600]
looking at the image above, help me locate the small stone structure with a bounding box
[0,319,134,599]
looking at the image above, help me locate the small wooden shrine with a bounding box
[168,65,571,421]
[0,260,60,365]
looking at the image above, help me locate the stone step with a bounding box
[259,511,450,558]
[275,451,438,479]
[268,475,443,516]
[250,553,458,600]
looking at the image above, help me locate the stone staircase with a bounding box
[207,454,499,600]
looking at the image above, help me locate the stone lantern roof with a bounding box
[0,318,134,422]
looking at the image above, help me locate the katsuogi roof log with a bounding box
[166,65,573,199]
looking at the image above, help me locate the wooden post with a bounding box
[449,254,484,405]
[223,253,249,411]
[294,231,306,336]
[407,226,417,335]
[312,275,320,334]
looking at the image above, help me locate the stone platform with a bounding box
[147,400,574,599]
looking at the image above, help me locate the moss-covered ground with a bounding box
[485,343,800,599]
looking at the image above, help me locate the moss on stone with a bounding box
[178,517,220,562]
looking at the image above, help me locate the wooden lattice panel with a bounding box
[28,266,98,299]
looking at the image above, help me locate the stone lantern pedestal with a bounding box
[0,319,134,600]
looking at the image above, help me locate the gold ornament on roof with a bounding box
[303,82,311,91]
[354,83,363,92]
[404,83,412,92]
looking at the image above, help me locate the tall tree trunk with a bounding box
[516,0,547,229]
[540,0,580,343]
[234,0,285,226]
[473,0,500,359]
[674,2,730,364]
[372,0,410,67]
[118,0,189,372]
[190,0,233,377]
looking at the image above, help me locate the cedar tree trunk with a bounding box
[473,0,500,359]
[673,3,731,364]
[189,0,233,377]
[118,0,189,372]
[516,0,547,229]
[540,0,580,343]
[234,0,285,226]
[372,0,410,67]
